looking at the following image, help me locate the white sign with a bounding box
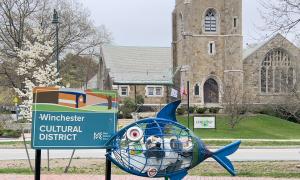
[194,116,216,129]
[170,88,178,98]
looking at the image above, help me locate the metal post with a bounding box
[64,149,76,173]
[47,149,50,171]
[52,9,59,79]
[105,149,112,180]
[35,150,41,180]
[187,81,190,129]
[55,22,59,74]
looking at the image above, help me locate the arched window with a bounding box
[260,48,294,94]
[194,84,200,96]
[204,9,217,32]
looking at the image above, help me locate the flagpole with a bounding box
[187,81,190,129]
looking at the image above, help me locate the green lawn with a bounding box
[178,114,300,139]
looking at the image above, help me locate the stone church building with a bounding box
[88,0,300,106]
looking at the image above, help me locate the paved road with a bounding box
[0,148,299,161]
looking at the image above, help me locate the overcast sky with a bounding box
[80,0,271,47]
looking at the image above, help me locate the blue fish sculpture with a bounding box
[106,100,241,180]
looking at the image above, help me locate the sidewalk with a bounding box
[0,175,299,180]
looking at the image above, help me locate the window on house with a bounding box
[156,87,162,96]
[204,9,217,32]
[120,86,129,96]
[146,86,163,97]
[208,41,216,55]
[194,84,200,96]
[260,48,295,94]
[148,87,154,96]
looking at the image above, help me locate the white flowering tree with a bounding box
[14,28,61,121]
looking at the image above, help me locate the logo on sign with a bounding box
[94,132,103,140]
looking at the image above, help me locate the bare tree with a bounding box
[259,0,300,39]
[273,89,300,123]
[0,0,112,88]
[223,75,250,129]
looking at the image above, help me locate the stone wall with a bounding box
[243,34,300,104]
[173,0,243,105]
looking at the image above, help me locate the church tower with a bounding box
[172,0,243,105]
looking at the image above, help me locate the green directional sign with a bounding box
[31,87,118,149]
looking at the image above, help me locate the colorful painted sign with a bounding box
[194,116,216,129]
[31,87,118,149]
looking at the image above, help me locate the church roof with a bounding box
[242,33,297,60]
[243,42,265,60]
[102,45,173,85]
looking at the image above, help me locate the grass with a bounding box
[0,141,30,149]
[203,140,300,147]
[189,161,300,178]
[0,168,32,174]
[178,114,300,139]
[0,159,299,178]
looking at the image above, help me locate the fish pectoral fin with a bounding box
[169,170,187,180]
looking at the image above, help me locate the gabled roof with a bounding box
[243,33,299,60]
[243,42,265,60]
[101,45,172,85]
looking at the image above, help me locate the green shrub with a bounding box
[196,107,207,114]
[209,107,220,114]
[18,118,31,123]
[177,107,186,115]
[117,111,124,119]
[188,106,196,113]
[0,129,21,138]
[136,95,144,105]
[119,98,136,119]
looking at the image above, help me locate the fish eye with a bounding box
[126,126,143,142]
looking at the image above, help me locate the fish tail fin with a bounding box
[211,140,241,176]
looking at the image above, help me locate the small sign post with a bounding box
[35,149,41,180]
[31,87,118,180]
[193,116,216,131]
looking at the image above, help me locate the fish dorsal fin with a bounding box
[156,100,181,122]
